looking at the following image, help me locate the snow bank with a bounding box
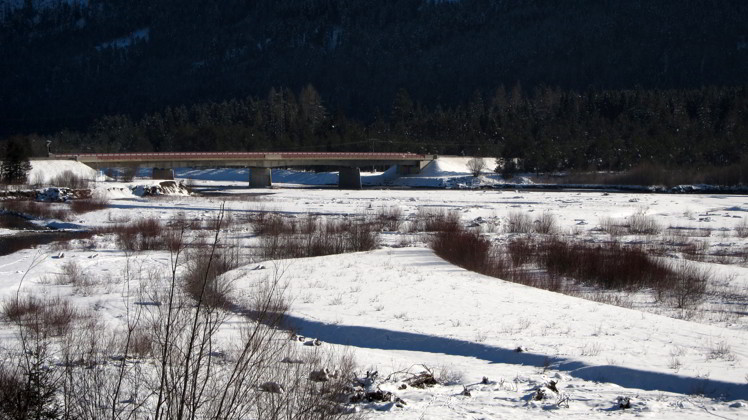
[419,156,496,177]
[29,159,105,184]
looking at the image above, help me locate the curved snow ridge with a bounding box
[285,315,748,400]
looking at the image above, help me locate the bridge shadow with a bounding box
[284,315,748,400]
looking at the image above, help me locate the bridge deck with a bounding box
[50,151,433,169]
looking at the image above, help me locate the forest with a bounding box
[1,0,747,173]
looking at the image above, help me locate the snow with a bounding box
[3,158,748,418]
[28,159,104,184]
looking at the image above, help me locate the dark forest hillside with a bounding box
[1,1,748,173]
[2,0,747,134]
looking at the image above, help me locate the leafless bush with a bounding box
[735,219,748,238]
[505,211,533,233]
[30,172,45,188]
[466,157,487,177]
[628,212,661,235]
[599,216,626,236]
[56,261,93,289]
[431,229,711,308]
[534,212,556,234]
[706,341,736,361]
[122,166,137,182]
[144,225,357,420]
[540,239,673,291]
[183,245,241,310]
[1,199,71,221]
[50,170,89,189]
[507,237,534,267]
[431,226,492,273]
[0,212,34,229]
[99,216,174,251]
[69,198,109,214]
[255,213,379,259]
[666,261,709,309]
[0,354,60,419]
[251,212,297,236]
[2,294,81,337]
[375,206,402,231]
[407,208,461,233]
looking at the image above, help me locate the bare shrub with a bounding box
[506,211,533,233]
[628,212,661,235]
[0,213,35,229]
[100,216,170,251]
[69,198,109,214]
[183,245,241,310]
[540,239,672,291]
[251,212,297,236]
[431,227,491,273]
[256,215,379,259]
[667,262,709,309]
[507,237,534,267]
[599,216,626,236]
[56,261,92,288]
[707,341,736,361]
[122,166,137,182]
[30,172,45,188]
[346,220,380,251]
[534,211,556,234]
[411,208,461,232]
[0,356,60,419]
[375,206,402,231]
[466,157,487,177]
[735,219,748,238]
[50,170,89,189]
[2,295,81,337]
[2,294,43,322]
[2,199,71,221]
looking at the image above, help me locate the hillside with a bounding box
[1,0,747,136]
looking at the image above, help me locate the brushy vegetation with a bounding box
[251,213,379,259]
[627,212,662,235]
[69,198,109,214]
[1,199,70,221]
[432,224,710,309]
[0,209,361,420]
[49,170,90,189]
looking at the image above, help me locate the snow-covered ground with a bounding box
[2,158,748,418]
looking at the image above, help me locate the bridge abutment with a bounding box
[339,167,362,189]
[152,168,175,180]
[396,161,428,175]
[249,167,272,188]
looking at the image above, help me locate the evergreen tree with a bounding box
[1,138,32,184]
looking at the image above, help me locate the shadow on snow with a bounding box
[285,315,748,400]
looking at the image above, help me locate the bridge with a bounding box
[51,152,435,188]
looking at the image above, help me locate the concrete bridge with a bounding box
[51,152,435,188]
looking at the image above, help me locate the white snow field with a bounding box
[1,158,748,418]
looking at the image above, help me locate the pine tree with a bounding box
[1,138,32,184]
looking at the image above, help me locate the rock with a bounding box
[259,381,285,394]
[309,368,330,382]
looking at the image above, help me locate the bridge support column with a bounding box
[152,168,175,180]
[249,167,272,188]
[339,167,362,189]
[396,160,428,175]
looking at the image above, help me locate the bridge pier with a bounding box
[396,161,428,175]
[339,167,362,189]
[249,167,272,188]
[152,168,175,180]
